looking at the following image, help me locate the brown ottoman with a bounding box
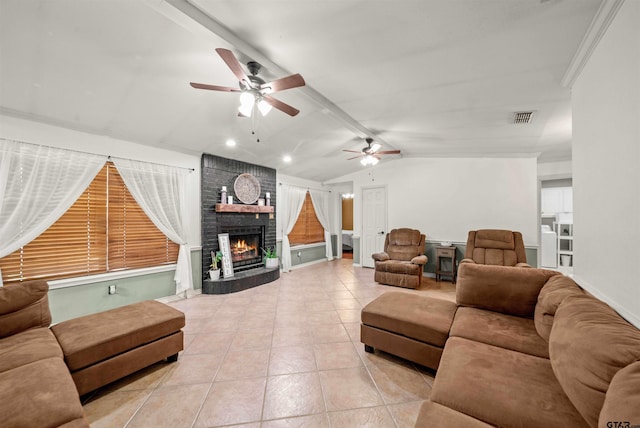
[52,300,185,395]
[361,292,457,369]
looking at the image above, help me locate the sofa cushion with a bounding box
[0,357,87,428]
[0,280,51,338]
[474,229,515,250]
[415,400,493,428]
[549,295,640,428]
[472,247,519,266]
[51,300,185,371]
[374,260,422,275]
[0,327,63,372]
[361,292,457,347]
[431,337,587,427]
[456,263,559,318]
[534,274,584,341]
[598,361,640,428]
[450,306,549,358]
[386,228,423,261]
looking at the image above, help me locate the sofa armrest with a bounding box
[456,263,560,318]
[0,280,52,338]
[515,262,532,268]
[459,258,476,264]
[411,255,428,265]
[372,252,390,262]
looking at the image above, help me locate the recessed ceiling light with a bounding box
[225,139,236,147]
[283,155,292,163]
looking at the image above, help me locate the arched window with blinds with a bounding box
[288,191,325,246]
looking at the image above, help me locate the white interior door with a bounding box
[362,186,387,268]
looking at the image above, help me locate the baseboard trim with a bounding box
[156,288,202,303]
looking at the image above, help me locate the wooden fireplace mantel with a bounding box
[215,203,274,214]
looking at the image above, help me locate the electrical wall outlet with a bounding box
[108,284,116,295]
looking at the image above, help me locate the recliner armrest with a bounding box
[515,262,532,268]
[372,252,390,262]
[459,258,476,264]
[411,255,428,265]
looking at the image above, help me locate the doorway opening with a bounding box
[341,193,354,259]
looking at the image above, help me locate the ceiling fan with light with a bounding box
[190,48,306,117]
[343,138,401,166]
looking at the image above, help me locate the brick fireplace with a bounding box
[201,154,277,292]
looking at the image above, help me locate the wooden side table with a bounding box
[435,245,457,283]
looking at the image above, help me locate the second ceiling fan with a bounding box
[190,48,306,117]
[343,138,401,165]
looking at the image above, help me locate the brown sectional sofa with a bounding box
[418,264,640,427]
[363,263,640,427]
[1,280,88,427]
[0,280,185,427]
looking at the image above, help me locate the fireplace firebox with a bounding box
[221,226,264,271]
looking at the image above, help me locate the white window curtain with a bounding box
[309,189,333,261]
[112,158,192,295]
[280,185,307,272]
[0,139,106,259]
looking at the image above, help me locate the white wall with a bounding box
[572,0,640,326]
[537,160,572,180]
[0,114,202,246]
[327,156,539,246]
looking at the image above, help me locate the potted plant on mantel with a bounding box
[262,247,279,269]
[209,251,223,280]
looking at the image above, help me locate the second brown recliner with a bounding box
[462,229,530,267]
[372,228,428,289]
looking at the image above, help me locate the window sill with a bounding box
[290,242,326,250]
[49,265,177,290]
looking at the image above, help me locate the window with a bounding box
[0,162,179,283]
[288,191,325,246]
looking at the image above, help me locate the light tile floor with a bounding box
[82,259,456,428]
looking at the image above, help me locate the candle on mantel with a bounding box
[221,186,227,204]
[265,192,271,206]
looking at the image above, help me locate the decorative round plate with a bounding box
[234,173,261,204]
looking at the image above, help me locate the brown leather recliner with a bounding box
[461,229,530,267]
[372,228,428,289]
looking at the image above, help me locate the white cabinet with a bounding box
[562,187,573,212]
[542,187,572,214]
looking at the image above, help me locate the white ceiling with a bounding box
[0,0,601,182]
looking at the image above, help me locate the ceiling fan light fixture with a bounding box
[238,92,255,116]
[239,91,255,106]
[257,99,272,116]
[360,155,379,166]
[238,103,253,117]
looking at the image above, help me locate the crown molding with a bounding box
[561,0,625,88]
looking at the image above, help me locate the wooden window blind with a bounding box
[0,162,178,283]
[288,191,325,246]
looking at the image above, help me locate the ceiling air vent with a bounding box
[513,111,534,124]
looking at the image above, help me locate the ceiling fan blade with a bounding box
[377,150,401,155]
[347,155,363,160]
[260,73,306,94]
[342,149,361,154]
[215,48,250,84]
[262,95,300,116]
[190,82,240,92]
